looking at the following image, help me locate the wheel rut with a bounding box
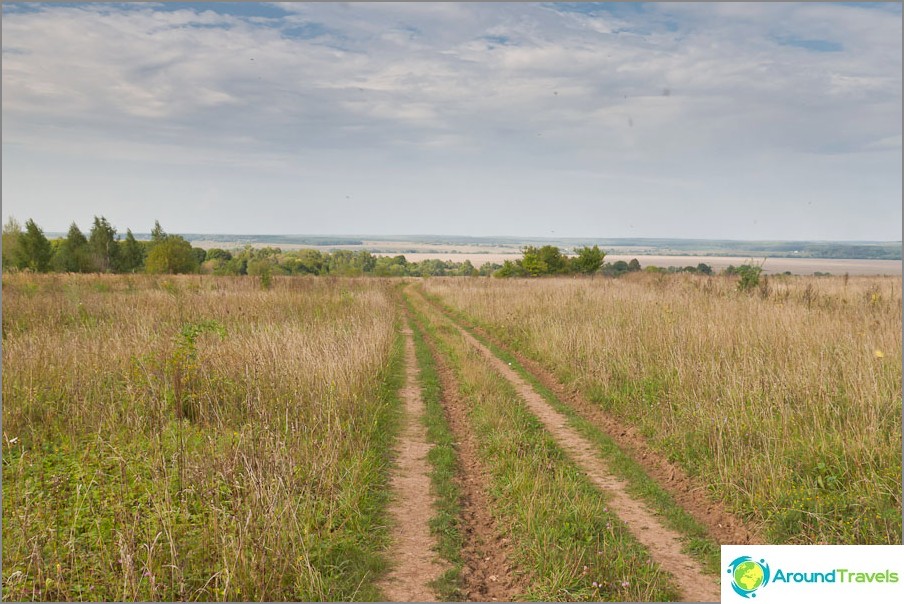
[417,318,526,602]
[377,326,445,602]
[476,325,765,547]
[415,290,721,602]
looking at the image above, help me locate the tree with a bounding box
[118,229,145,273]
[2,216,26,270]
[696,263,713,275]
[736,264,763,293]
[88,216,119,272]
[52,222,94,272]
[150,220,167,243]
[145,236,199,274]
[521,245,568,275]
[494,259,527,278]
[628,258,642,272]
[20,219,52,272]
[572,245,605,274]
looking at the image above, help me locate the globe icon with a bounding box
[733,560,765,592]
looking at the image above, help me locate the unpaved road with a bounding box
[421,327,525,602]
[377,326,445,602]
[411,288,721,602]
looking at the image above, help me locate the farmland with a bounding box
[2,271,901,601]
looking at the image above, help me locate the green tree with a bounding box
[572,245,605,274]
[145,236,199,274]
[150,220,167,243]
[736,264,763,293]
[52,222,94,272]
[522,245,568,275]
[118,229,145,273]
[494,259,527,278]
[2,216,26,270]
[88,216,119,272]
[20,219,53,272]
[628,258,642,272]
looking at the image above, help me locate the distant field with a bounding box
[380,252,902,276]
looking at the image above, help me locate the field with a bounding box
[2,272,901,602]
[377,253,903,276]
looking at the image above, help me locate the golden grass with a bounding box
[423,273,903,544]
[2,273,400,601]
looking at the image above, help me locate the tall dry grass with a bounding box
[2,273,400,601]
[424,273,902,544]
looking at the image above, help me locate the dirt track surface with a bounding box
[455,324,720,601]
[491,334,765,547]
[377,328,445,602]
[422,326,525,602]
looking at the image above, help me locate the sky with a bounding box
[2,1,901,240]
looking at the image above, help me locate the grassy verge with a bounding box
[416,286,721,572]
[407,290,681,602]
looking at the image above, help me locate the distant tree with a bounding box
[205,248,232,262]
[457,259,478,277]
[118,229,145,273]
[191,247,207,266]
[52,222,94,272]
[478,262,501,276]
[736,264,763,292]
[627,258,642,272]
[374,254,408,277]
[145,236,199,274]
[2,217,26,270]
[20,219,53,272]
[696,263,713,275]
[494,259,527,278]
[520,245,568,275]
[150,220,167,243]
[520,248,548,276]
[572,245,605,274]
[88,216,119,272]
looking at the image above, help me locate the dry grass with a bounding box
[423,273,902,544]
[2,273,401,601]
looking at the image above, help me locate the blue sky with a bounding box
[2,2,901,239]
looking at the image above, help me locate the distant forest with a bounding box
[4,216,897,278]
[3,216,728,278]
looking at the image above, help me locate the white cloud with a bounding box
[1,2,900,239]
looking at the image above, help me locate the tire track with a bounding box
[478,325,764,546]
[413,289,721,602]
[378,326,445,602]
[413,313,526,602]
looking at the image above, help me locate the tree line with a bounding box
[3,217,203,274]
[3,217,725,279]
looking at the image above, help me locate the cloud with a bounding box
[1,2,900,239]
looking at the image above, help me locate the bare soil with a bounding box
[377,328,446,602]
[441,313,722,602]
[422,326,526,602]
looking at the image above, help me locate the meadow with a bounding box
[2,274,401,601]
[2,271,901,602]
[422,273,903,544]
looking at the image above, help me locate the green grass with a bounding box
[417,287,721,573]
[2,274,405,601]
[407,291,682,602]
